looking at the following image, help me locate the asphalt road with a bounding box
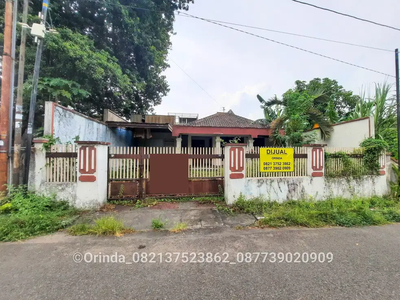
[1,225,400,300]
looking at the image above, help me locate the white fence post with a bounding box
[28,138,49,192]
[224,143,247,205]
[75,141,109,209]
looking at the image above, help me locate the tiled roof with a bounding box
[180,110,270,128]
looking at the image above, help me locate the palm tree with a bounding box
[347,82,396,139]
[257,90,333,146]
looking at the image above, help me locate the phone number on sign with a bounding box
[131,252,333,264]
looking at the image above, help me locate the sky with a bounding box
[156,0,400,121]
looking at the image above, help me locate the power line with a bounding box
[292,0,400,32]
[169,58,222,106]
[181,12,395,78]
[179,14,392,53]
[55,0,394,53]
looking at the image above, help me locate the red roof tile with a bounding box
[181,110,269,128]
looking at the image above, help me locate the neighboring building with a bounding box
[304,116,375,148]
[172,110,273,148]
[45,101,273,148]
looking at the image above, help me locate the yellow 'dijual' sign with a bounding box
[260,148,294,172]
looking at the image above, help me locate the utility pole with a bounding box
[395,49,400,195]
[0,0,14,191]
[23,0,50,185]
[7,0,18,187]
[14,0,29,185]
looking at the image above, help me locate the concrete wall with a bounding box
[224,144,391,205]
[227,176,390,204]
[305,117,374,148]
[103,109,127,122]
[29,140,109,209]
[44,102,133,146]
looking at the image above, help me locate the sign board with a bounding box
[260,148,294,172]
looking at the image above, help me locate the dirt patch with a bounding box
[149,202,179,210]
[196,202,216,209]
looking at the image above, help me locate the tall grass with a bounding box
[233,196,400,228]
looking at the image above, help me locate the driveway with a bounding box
[1,224,399,299]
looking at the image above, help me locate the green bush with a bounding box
[0,186,78,242]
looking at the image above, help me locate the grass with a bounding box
[67,216,134,237]
[233,196,400,228]
[151,218,165,230]
[169,222,188,233]
[0,186,80,242]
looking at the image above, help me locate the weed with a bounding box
[91,217,130,236]
[233,195,400,228]
[215,203,235,215]
[170,222,188,233]
[67,223,93,236]
[151,218,165,230]
[67,216,134,237]
[0,186,79,242]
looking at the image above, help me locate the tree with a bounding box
[348,82,397,158]
[293,78,360,120]
[0,0,194,130]
[257,90,333,146]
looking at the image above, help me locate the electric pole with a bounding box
[14,0,29,185]
[23,0,50,185]
[395,49,400,194]
[0,0,14,191]
[7,0,18,186]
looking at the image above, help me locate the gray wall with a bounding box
[44,102,133,146]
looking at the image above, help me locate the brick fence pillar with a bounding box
[75,141,109,209]
[224,143,247,205]
[305,144,326,177]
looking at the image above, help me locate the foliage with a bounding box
[0,186,79,242]
[169,222,188,233]
[42,135,61,151]
[257,89,332,146]
[293,78,360,120]
[0,0,194,133]
[233,196,400,228]
[67,216,134,236]
[348,83,397,159]
[360,138,388,174]
[325,151,367,178]
[151,218,165,230]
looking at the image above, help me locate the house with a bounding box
[44,101,273,148]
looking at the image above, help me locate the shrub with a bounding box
[0,186,78,242]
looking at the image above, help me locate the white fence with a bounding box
[46,144,77,182]
[246,147,308,178]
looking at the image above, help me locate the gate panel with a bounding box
[149,154,189,194]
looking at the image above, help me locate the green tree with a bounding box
[257,90,333,146]
[348,82,397,158]
[0,0,194,131]
[293,78,360,120]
